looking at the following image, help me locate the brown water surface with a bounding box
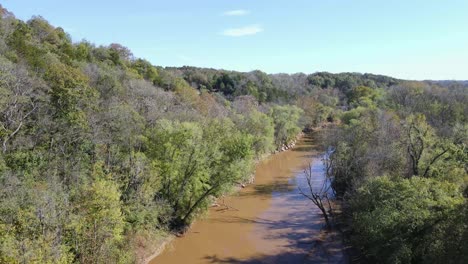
[150,136,343,264]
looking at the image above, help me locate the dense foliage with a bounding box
[350,176,467,264]
[324,78,467,262]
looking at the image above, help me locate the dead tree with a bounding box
[0,62,41,153]
[299,162,333,229]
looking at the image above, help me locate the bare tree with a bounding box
[298,162,334,229]
[0,60,42,153]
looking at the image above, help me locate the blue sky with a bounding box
[3,0,468,80]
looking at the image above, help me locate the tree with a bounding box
[74,41,92,61]
[44,61,94,125]
[269,105,303,146]
[296,96,335,128]
[347,85,381,108]
[298,163,333,229]
[146,119,254,228]
[0,58,43,153]
[350,176,464,264]
[146,119,204,227]
[213,73,236,96]
[72,162,124,263]
[239,110,275,155]
[404,114,450,177]
[109,43,133,62]
[130,58,160,85]
[28,16,61,45]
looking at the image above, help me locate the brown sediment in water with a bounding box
[149,135,345,264]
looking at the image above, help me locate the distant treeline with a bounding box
[168,66,400,101]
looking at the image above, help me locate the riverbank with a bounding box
[147,132,347,264]
[136,134,305,263]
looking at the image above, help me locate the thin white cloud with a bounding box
[222,24,263,37]
[223,9,250,16]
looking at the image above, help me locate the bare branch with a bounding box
[298,162,333,229]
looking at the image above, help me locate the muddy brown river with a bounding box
[150,136,345,264]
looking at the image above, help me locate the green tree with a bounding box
[44,61,95,125]
[269,105,303,146]
[240,110,275,155]
[350,176,464,264]
[347,85,380,108]
[71,162,124,263]
[404,114,451,177]
[147,119,254,227]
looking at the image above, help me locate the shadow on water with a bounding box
[205,151,347,264]
[209,215,321,229]
[203,230,347,264]
[203,210,345,263]
[204,252,316,264]
[203,215,345,264]
[231,181,295,199]
[292,146,315,152]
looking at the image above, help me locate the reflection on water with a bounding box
[150,136,343,264]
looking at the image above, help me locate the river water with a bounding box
[150,136,345,264]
